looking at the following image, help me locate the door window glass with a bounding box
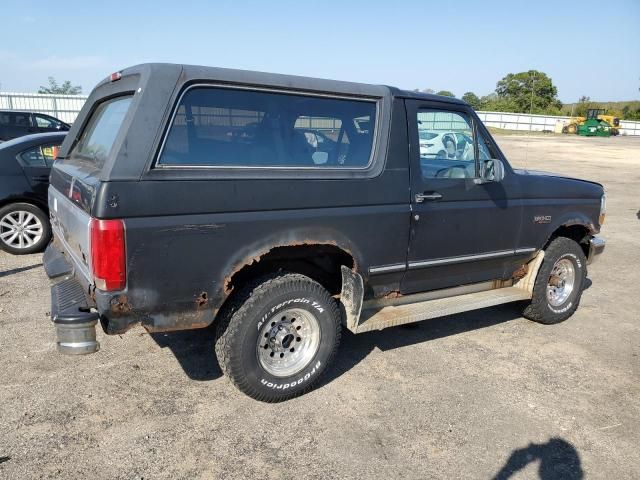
[417,109,476,179]
[477,131,495,160]
[35,114,58,129]
[10,113,31,127]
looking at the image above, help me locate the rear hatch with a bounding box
[48,64,182,284]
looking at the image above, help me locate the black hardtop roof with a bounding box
[108,63,467,105]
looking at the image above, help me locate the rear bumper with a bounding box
[45,243,100,354]
[588,236,605,265]
[45,239,140,335]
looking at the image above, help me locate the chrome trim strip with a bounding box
[154,82,381,171]
[408,250,515,269]
[370,248,540,274]
[368,263,406,275]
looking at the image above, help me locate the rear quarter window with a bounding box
[73,96,133,168]
[157,87,378,169]
[19,143,61,167]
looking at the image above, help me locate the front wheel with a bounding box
[524,237,587,324]
[215,273,341,402]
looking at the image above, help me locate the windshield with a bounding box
[74,96,132,168]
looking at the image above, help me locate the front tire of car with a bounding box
[0,203,51,255]
[215,272,342,402]
[524,237,587,325]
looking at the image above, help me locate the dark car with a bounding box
[0,111,70,142]
[0,132,66,253]
[45,64,605,402]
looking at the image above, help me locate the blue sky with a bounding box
[1,0,638,102]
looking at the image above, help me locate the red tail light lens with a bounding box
[90,219,126,291]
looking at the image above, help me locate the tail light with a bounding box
[90,219,126,291]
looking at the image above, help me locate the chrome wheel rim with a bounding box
[257,308,321,377]
[546,258,576,307]
[0,210,43,249]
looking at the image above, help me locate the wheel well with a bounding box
[545,225,590,257]
[0,197,48,213]
[226,244,355,296]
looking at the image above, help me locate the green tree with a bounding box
[436,90,455,97]
[38,77,82,95]
[572,95,609,118]
[461,91,482,110]
[495,70,561,113]
[479,93,519,113]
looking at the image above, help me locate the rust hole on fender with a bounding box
[512,264,529,281]
[196,292,209,308]
[110,294,132,314]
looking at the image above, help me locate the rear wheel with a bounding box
[524,237,587,324]
[0,203,51,255]
[215,272,341,402]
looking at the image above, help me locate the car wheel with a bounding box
[523,237,587,324]
[215,272,341,402]
[0,203,51,255]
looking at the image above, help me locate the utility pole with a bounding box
[529,71,536,132]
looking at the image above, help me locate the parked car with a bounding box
[0,111,70,142]
[0,132,66,254]
[45,64,605,402]
[419,130,473,159]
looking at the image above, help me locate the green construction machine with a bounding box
[577,109,613,137]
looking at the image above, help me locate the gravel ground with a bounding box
[1,134,639,479]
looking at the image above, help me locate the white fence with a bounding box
[476,111,640,136]
[2,91,639,136]
[0,92,88,124]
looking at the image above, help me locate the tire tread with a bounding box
[214,272,341,402]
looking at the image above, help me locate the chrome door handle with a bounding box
[415,192,442,203]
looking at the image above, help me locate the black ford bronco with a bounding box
[45,64,605,401]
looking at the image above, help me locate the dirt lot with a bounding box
[1,134,639,479]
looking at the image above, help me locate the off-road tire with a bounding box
[214,272,342,402]
[524,237,587,324]
[0,203,51,255]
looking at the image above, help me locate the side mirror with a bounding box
[475,159,505,184]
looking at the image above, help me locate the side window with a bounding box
[35,114,58,129]
[11,113,31,128]
[0,113,10,126]
[74,96,133,169]
[19,144,60,167]
[158,87,377,169]
[417,109,476,179]
[477,131,496,160]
